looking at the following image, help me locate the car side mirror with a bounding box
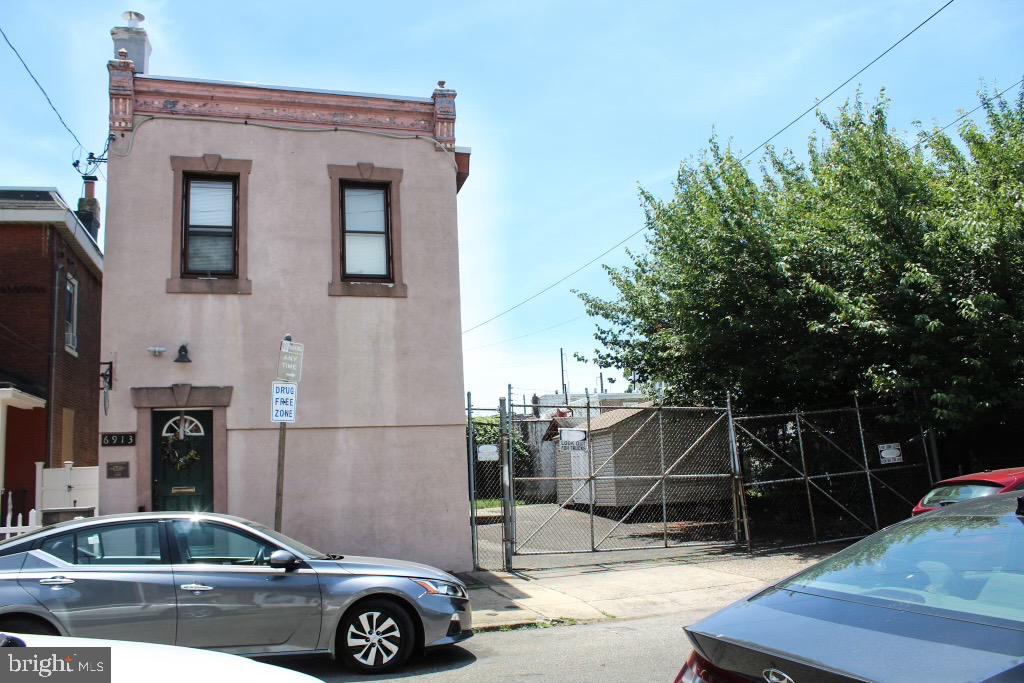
[269,550,298,570]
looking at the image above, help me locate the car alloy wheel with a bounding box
[339,599,414,673]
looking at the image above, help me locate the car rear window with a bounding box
[921,483,1002,507]
[782,511,1024,627]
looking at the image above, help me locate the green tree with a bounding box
[579,88,1024,430]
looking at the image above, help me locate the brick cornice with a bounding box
[120,76,455,143]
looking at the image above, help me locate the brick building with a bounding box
[0,184,103,516]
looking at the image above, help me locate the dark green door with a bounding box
[152,410,214,512]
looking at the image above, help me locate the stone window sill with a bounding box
[166,277,253,295]
[328,280,408,298]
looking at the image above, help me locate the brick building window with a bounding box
[64,274,78,354]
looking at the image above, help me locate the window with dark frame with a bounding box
[341,182,391,280]
[183,174,238,277]
[64,275,78,353]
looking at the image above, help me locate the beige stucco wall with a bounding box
[99,116,471,571]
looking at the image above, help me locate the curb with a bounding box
[472,616,599,633]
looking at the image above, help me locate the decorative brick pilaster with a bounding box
[432,81,457,148]
[108,49,135,133]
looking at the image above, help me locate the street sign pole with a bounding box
[274,420,287,531]
[272,334,302,532]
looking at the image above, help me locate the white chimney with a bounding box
[111,11,151,74]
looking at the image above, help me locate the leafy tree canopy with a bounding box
[578,88,1024,429]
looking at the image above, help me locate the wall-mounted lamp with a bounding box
[173,344,192,363]
[147,346,166,357]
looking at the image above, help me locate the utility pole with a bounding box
[560,347,567,397]
[599,372,604,394]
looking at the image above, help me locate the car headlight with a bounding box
[412,578,467,598]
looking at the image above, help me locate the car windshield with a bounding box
[782,509,1024,626]
[241,521,328,559]
[921,483,1002,507]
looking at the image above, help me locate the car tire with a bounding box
[337,599,415,673]
[0,615,59,635]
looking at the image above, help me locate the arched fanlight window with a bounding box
[161,414,205,440]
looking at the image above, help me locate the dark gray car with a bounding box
[676,493,1024,682]
[0,512,471,673]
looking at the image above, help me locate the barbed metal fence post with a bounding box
[466,392,479,569]
[794,410,818,543]
[586,389,596,552]
[726,394,752,552]
[499,396,513,572]
[658,406,669,547]
[853,394,881,530]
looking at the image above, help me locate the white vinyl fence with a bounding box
[35,460,98,511]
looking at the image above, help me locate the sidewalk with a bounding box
[463,545,840,631]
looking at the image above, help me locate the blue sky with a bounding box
[2,0,1021,407]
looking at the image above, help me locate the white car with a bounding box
[1,631,322,683]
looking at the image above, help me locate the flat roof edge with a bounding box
[136,75,435,104]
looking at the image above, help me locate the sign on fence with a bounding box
[478,444,499,462]
[558,428,587,452]
[878,442,903,465]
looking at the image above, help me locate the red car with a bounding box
[911,466,1024,515]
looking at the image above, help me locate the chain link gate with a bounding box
[468,392,935,569]
[501,398,742,561]
[734,403,933,549]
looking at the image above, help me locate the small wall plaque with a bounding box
[102,432,136,447]
[107,461,130,479]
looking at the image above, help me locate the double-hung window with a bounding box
[341,183,391,279]
[183,175,237,277]
[64,275,78,354]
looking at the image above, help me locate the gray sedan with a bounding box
[0,512,472,673]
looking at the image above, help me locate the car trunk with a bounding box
[686,588,1024,683]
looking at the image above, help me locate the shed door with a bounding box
[570,449,592,504]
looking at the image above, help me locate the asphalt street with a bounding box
[272,613,691,682]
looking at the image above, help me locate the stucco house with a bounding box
[98,16,472,570]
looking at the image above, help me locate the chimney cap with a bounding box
[121,10,145,27]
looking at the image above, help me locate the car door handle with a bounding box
[39,576,75,586]
[180,583,214,592]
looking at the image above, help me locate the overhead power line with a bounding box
[911,77,1023,151]
[461,228,645,334]
[463,78,1022,351]
[464,314,588,352]
[460,0,958,335]
[736,0,957,164]
[0,23,84,149]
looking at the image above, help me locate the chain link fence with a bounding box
[467,393,936,569]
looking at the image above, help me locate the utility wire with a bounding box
[461,228,645,334]
[464,315,588,352]
[463,78,1021,350]
[460,0,957,335]
[0,23,84,149]
[737,0,957,163]
[911,77,1023,151]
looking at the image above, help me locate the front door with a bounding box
[152,410,214,512]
